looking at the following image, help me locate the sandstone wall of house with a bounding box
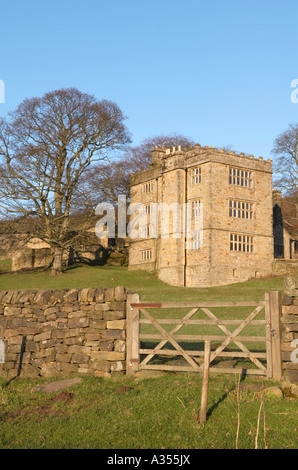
[282,277,298,384]
[0,287,127,379]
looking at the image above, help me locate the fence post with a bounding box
[126,293,140,375]
[199,340,211,427]
[269,290,282,381]
[265,293,272,379]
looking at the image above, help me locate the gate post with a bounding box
[126,293,140,375]
[269,290,282,381]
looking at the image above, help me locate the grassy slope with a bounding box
[0,374,296,449]
[0,260,286,301]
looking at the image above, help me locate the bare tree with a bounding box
[271,123,298,195]
[0,88,131,274]
[85,133,195,204]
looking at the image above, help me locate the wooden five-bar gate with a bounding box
[126,291,282,379]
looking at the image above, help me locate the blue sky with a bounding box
[0,0,297,161]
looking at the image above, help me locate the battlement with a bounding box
[130,142,272,186]
[154,143,272,164]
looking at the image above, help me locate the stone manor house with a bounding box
[128,144,281,287]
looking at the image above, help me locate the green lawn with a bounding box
[0,259,286,301]
[0,373,296,449]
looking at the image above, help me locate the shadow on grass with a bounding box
[206,371,247,420]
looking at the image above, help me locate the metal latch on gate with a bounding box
[271,328,276,337]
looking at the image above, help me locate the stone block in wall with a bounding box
[56,354,72,363]
[71,353,89,364]
[87,289,97,302]
[20,364,40,378]
[25,341,39,352]
[284,368,298,384]
[68,345,91,354]
[107,320,126,330]
[85,333,101,342]
[102,329,125,340]
[8,344,23,353]
[282,315,298,324]
[89,359,111,372]
[282,295,293,306]
[99,341,113,351]
[114,340,126,353]
[94,304,108,313]
[44,307,59,316]
[95,289,105,303]
[286,324,298,332]
[34,290,53,304]
[63,336,84,346]
[2,291,16,304]
[0,291,8,303]
[51,329,71,339]
[78,288,94,303]
[114,286,126,301]
[110,361,126,372]
[63,289,79,302]
[8,317,28,328]
[282,330,294,342]
[103,310,125,321]
[108,301,125,311]
[4,307,21,316]
[34,330,52,342]
[68,317,89,328]
[282,305,298,315]
[7,335,24,346]
[40,362,59,377]
[89,319,106,329]
[55,344,68,354]
[4,361,16,370]
[104,288,115,302]
[90,351,125,361]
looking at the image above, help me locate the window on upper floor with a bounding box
[229,200,253,219]
[191,167,201,185]
[191,199,202,219]
[229,168,253,188]
[141,182,153,194]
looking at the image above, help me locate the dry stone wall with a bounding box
[282,277,298,384]
[0,287,127,379]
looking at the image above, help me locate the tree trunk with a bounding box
[51,247,63,275]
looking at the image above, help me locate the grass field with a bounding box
[0,260,295,450]
[0,373,296,449]
[0,259,286,301]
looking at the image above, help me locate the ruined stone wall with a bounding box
[282,277,298,384]
[272,259,298,276]
[0,287,127,379]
